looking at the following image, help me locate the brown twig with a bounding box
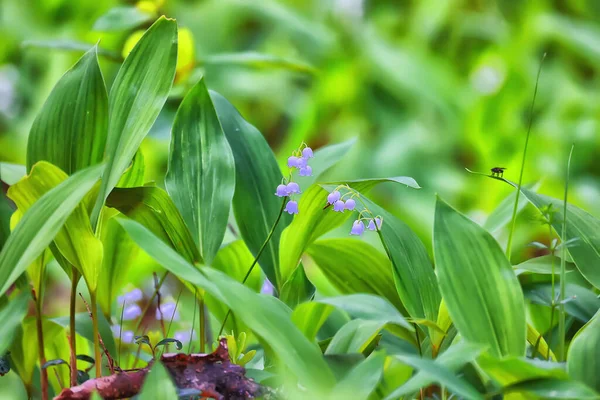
[78,293,116,375]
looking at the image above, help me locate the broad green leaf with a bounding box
[292,302,333,341]
[51,311,117,359]
[280,177,419,283]
[394,354,484,400]
[527,323,556,361]
[0,163,26,185]
[0,190,13,250]
[317,294,412,330]
[567,310,600,392]
[326,319,385,355]
[165,78,235,263]
[357,194,440,334]
[477,354,568,386]
[138,362,177,399]
[211,91,291,288]
[0,163,104,296]
[520,188,600,289]
[92,17,178,227]
[333,352,385,400]
[307,238,403,311]
[116,149,145,188]
[93,6,154,32]
[27,46,107,175]
[206,240,262,334]
[203,51,317,74]
[0,291,30,355]
[503,378,599,399]
[106,186,200,263]
[8,162,103,291]
[294,138,356,190]
[280,263,315,308]
[97,216,139,316]
[385,341,485,399]
[433,197,526,357]
[118,218,335,393]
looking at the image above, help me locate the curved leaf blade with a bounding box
[138,362,177,399]
[567,310,600,392]
[0,291,30,356]
[0,164,104,296]
[92,16,178,226]
[27,46,108,175]
[166,78,235,263]
[211,91,290,288]
[433,197,526,357]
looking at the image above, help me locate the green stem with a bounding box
[199,297,205,353]
[547,304,555,361]
[69,271,79,387]
[218,197,287,337]
[506,54,545,261]
[90,292,102,377]
[33,284,48,400]
[414,323,423,357]
[558,145,574,361]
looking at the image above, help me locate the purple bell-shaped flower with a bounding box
[350,220,365,236]
[285,200,299,214]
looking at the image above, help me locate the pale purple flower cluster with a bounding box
[156,302,180,321]
[326,189,383,236]
[275,145,315,215]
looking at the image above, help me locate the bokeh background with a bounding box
[1,1,599,284]
[1,0,600,396]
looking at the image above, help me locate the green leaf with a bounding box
[97,216,139,316]
[0,163,104,296]
[333,352,385,400]
[155,338,182,351]
[165,78,235,263]
[567,310,600,392]
[92,16,178,227]
[477,354,568,386]
[433,197,526,357]
[524,282,600,323]
[116,149,145,188]
[504,378,600,399]
[118,217,335,392]
[27,46,107,175]
[317,294,412,331]
[386,341,485,399]
[52,311,117,357]
[106,186,200,263]
[0,291,30,356]
[393,354,484,400]
[307,238,403,311]
[358,194,440,333]
[21,40,122,62]
[520,188,600,289]
[138,362,178,400]
[280,177,420,283]
[8,162,103,291]
[0,190,13,250]
[206,240,262,334]
[93,6,154,32]
[280,263,315,309]
[514,255,575,276]
[326,319,384,355]
[211,91,291,288]
[292,302,333,341]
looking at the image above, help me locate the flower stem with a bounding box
[506,54,546,262]
[558,144,574,361]
[32,285,48,400]
[69,270,80,387]
[218,197,287,336]
[199,297,205,353]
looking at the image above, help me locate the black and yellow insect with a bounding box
[490,167,506,177]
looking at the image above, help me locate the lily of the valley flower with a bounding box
[286,182,301,194]
[122,304,143,321]
[350,220,365,236]
[285,200,299,214]
[299,165,312,176]
[344,198,356,210]
[275,184,289,197]
[156,302,180,321]
[327,191,341,204]
[333,200,345,212]
[367,217,383,231]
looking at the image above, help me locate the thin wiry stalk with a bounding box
[199,297,206,353]
[218,197,288,337]
[68,270,79,387]
[32,255,49,400]
[188,289,198,354]
[506,53,546,261]
[558,144,574,361]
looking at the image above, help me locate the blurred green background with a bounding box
[1,0,600,258]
